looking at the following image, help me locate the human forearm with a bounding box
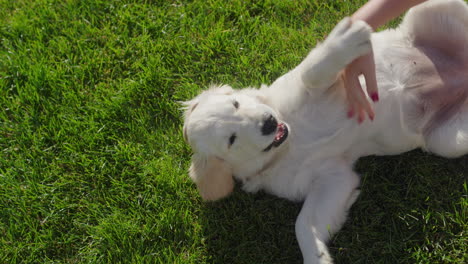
[352,0,427,30]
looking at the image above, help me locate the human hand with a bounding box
[342,50,378,123]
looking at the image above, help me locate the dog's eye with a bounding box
[229,133,237,146]
[233,100,239,109]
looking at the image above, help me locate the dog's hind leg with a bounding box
[423,113,468,158]
[401,0,468,60]
[295,159,360,264]
[399,0,468,157]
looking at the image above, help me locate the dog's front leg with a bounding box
[295,160,360,264]
[300,18,372,94]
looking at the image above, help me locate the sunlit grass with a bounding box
[0,0,466,263]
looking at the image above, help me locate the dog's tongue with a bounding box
[275,123,285,141]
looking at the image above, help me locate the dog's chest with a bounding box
[256,155,314,201]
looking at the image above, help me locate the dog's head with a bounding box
[182,85,290,201]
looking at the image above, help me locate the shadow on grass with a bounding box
[332,151,467,263]
[199,150,467,264]
[200,189,302,264]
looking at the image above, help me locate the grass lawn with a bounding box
[0,0,466,263]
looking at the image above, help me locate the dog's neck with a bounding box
[252,143,289,178]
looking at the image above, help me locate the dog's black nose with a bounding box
[261,114,277,135]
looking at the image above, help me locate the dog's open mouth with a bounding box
[263,123,289,152]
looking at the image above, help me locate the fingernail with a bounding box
[358,116,364,124]
[371,93,379,102]
[347,110,354,118]
[369,114,374,121]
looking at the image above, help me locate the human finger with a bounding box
[345,70,374,122]
[362,51,379,102]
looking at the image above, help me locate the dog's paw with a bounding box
[324,17,372,65]
[302,239,334,264]
[316,240,333,264]
[304,251,333,264]
[315,252,333,264]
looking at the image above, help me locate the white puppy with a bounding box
[182,0,468,263]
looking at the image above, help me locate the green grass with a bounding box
[0,0,466,263]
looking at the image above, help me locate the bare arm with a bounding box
[352,0,427,30]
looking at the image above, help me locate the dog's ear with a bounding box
[189,153,234,201]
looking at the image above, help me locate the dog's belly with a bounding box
[369,33,468,154]
[376,33,468,135]
[402,47,468,135]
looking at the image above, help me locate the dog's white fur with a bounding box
[182,1,468,263]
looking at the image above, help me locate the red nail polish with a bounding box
[371,93,379,102]
[347,110,354,118]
